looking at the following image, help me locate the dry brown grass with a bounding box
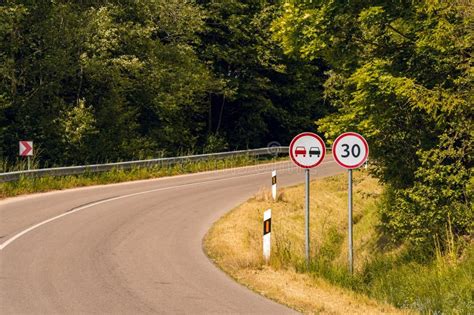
[204,171,410,314]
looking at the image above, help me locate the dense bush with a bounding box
[273,0,473,249]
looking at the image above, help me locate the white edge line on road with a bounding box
[0,161,336,251]
[0,160,293,205]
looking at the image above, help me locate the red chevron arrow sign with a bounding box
[19,141,33,156]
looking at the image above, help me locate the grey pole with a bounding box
[348,169,353,274]
[305,168,310,266]
[27,156,31,171]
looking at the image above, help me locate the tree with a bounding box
[273,0,473,249]
[196,0,329,149]
[1,0,224,165]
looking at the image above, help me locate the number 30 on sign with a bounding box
[332,132,369,169]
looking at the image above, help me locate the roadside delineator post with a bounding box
[271,170,277,200]
[263,209,271,262]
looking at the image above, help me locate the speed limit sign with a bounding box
[333,132,369,274]
[332,132,369,169]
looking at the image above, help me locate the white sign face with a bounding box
[332,132,369,169]
[19,141,33,156]
[289,132,326,168]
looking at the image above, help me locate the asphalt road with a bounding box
[1,158,344,314]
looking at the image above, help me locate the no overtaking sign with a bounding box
[289,132,326,169]
[289,131,326,265]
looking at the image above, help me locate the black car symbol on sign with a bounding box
[309,147,320,158]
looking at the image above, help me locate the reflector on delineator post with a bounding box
[263,217,271,235]
[263,209,271,262]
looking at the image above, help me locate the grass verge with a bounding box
[204,171,473,314]
[1,155,283,199]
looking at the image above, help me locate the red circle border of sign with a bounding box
[332,132,369,169]
[289,132,326,169]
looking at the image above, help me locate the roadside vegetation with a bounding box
[2,2,471,245]
[205,171,473,314]
[2,1,472,311]
[0,155,282,199]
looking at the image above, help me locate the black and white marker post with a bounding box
[332,132,369,274]
[289,132,326,266]
[263,209,272,262]
[272,170,277,201]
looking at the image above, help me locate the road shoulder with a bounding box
[203,173,408,314]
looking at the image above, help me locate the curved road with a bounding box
[1,158,343,314]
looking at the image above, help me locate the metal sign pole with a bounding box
[289,132,326,268]
[348,169,353,274]
[305,168,310,266]
[27,156,31,170]
[332,132,369,275]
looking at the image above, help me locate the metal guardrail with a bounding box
[0,147,289,183]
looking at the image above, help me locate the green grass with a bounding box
[1,155,284,198]
[364,248,474,313]
[278,174,474,314]
[208,171,473,313]
[300,238,473,314]
[204,171,403,313]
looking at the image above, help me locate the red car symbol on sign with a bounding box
[295,146,306,157]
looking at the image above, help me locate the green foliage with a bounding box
[1,0,224,165]
[57,99,98,161]
[1,0,329,166]
[267,173,474,313]
[203,134,229,153]
[362,245,474,313]
[273,0,473,248]
[382,140,473,248]
[197,0,329,148]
